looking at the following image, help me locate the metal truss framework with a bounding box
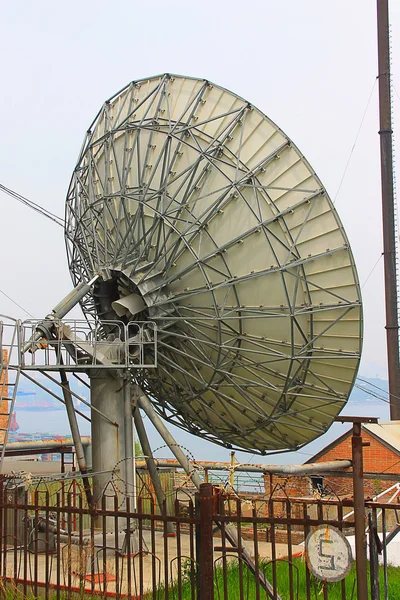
[65,74,363,454]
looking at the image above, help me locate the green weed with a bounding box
[157,557,400,599]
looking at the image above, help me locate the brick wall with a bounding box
[313,429,400,497]
[266,428,400,500]
[314,429,400,474]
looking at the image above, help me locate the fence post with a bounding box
[198,483,214,600]
[368,511,381,600]
[352,420,369,600]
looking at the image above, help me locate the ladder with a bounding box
[0,320,21,473]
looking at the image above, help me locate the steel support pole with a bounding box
[133,404,175,535]
[352,422,368,600]
[133,387,202,488]
[59,368,93,507]
[90,371,125,507]
[377,0,400,419]
[123,373,134,502]
[22,276,99,354]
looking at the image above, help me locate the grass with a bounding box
[154,557,400,599]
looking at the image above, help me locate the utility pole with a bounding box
[377,0,400,418]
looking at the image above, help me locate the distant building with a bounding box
[270,421,400,500]
[306,421,400,498]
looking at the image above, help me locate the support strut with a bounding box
[123,372,135,503]
[133,403,175,535]
[59,366,93,508]
[23,275,99,354]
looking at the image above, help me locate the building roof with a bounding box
[306,421,400,463]
[363,421,400,455]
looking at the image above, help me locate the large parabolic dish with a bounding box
[65,74,362,454]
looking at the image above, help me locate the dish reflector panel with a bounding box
[66,74,362,453]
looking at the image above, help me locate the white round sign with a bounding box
[305,525,353,582]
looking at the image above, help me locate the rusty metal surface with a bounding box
[352,421,368,600]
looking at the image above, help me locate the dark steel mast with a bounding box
[377,0,400,418]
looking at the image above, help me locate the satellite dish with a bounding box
[65,74,362,454]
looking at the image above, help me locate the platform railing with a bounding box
[0,318,157,371]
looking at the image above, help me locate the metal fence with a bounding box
[0,480,398,599]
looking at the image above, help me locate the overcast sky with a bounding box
[1,1,399,461]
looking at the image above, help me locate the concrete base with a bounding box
[69,529,143,577]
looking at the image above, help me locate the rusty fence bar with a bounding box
[198,483,214,600]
